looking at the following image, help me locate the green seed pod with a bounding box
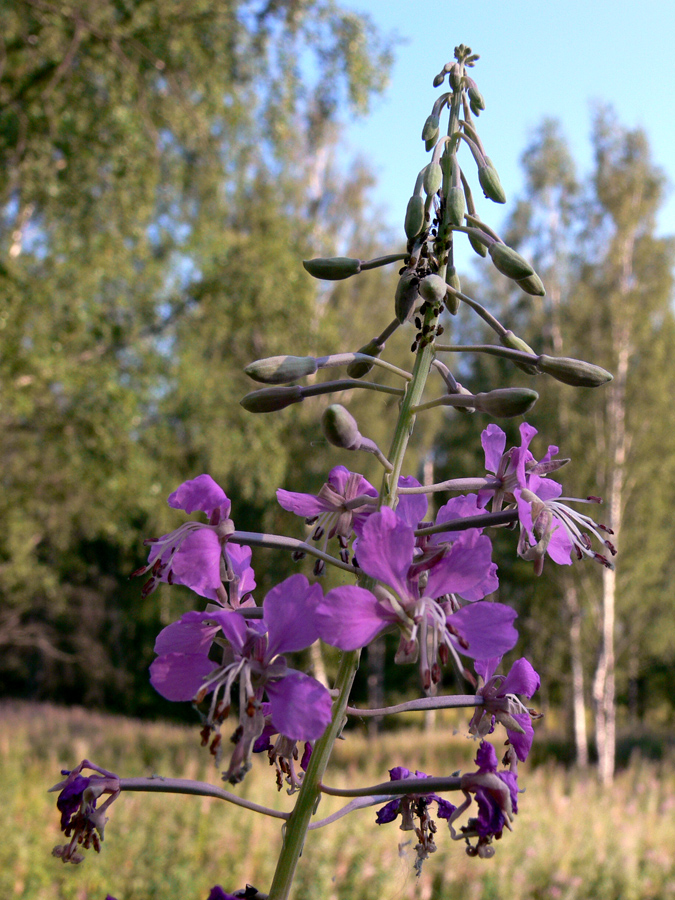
[240,385,304,413]
[445,267,461,314]
[536,355,613,388]
[404,194,425,240]
[395,271,420,323]
[500,331,538,376]
[422,114,440,143]
[474,388,539,418]
[244,355,318,384]
[447,185,466,227]
[302,257,361,281]
[468,233,488,257]
[419,274,447,304]
[346,339,384,379]
[478,157,506,204]
[322,404,361,450]
[423,162,443,197]
[515,273,546,296]
[488,243,535,280]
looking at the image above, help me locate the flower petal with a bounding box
[481,424,506,475]
[168,475,229,515]
[356,508,414,599]
[150,652,218,701]
[265,670,332,741]
[449,602,518,660]
[500,658,540,698]
[316,586,392,650]
[263,574,322,657]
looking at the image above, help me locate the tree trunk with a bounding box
[566,581,588,768]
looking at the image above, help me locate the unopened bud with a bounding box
[500,331,538,375]
[404,194,425,240]
[395,271,420,323]
[433,72,445,88]
[321,404,361,450]
[422,114,440,143]
[240,385,303,413]
[536,355,613,388]
[302,257,361,281]
[469,233,488,257]
[244,355,318,384]
[478,157,506,204]
[449,62,462,91]
[347,339,384,379]
[423,162,443,197]
[516,272,546,296]
[488,243,535,280]
[445,268,461,314]
[474,388,539,417]
[447,185,466,227]
[466,79,485,111]
[419,274,447,304]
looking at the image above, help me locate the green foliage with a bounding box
[0,0,395,710]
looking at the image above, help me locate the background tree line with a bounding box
[1,2,674,782]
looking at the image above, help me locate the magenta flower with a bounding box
[315,507,516,691]
[469,657,540,761]
[49,760,120,865]
[149,574,332,783]
[479,423,616,574]
[134,474,256,607]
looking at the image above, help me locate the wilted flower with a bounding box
[375,766,456,875]
[49,760,120,864]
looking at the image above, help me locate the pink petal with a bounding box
[449,602,518,660]
[150,653,218,701]
[265,670,333,740]
[263,574,322,657]
[168,475,229,515]
[481,425,506,474]
[316,586,393,650]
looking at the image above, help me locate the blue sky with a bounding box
[341,0,675,270]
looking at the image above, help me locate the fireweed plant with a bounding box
[49,46,616,898]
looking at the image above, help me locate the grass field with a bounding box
[3,700,675,900]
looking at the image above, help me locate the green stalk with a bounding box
[267,306,440,900]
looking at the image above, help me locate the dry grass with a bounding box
[3,701,675,900]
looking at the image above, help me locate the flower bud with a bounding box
[395,271,420,323]
[321,404,361,450]
[244,355,318,384]
[488,243,535,280]
[347,339,384,379]
[418,273,447,304]
[433,72,445,88]
[421,114,440,143]
[536,355,613,388]
[447,185,466,227]
[469,233,488,257]
[302,257,361,281]
[466,79,485,111]
[449,62,462,91]
[500,331,538,376]
[423,162,443,197]
[516,272,546,296]
[404,195,425,240]
[445,268,461,314]
[240,385,303,413]
[474,388,539,417]
[478,157,506,204]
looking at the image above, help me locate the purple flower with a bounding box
[150,574,332,783]
[375,767,456,874]
[316,507,517,691]
[479,424,616,574]
[277,465,378,549]
[134,474,256,607]
[206,888,238,900]
[252,702,313,793]
[49,760,120,864]
[469,657,541,761]
[451,742,519,858]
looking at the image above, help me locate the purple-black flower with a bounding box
[149,574,332,783]
[375,767,456,875]
[49,760,120,864]
[469,656,541,761]
[134,474,256,606]
[316,507,516,691]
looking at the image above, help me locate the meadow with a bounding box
[3,700,675,900]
